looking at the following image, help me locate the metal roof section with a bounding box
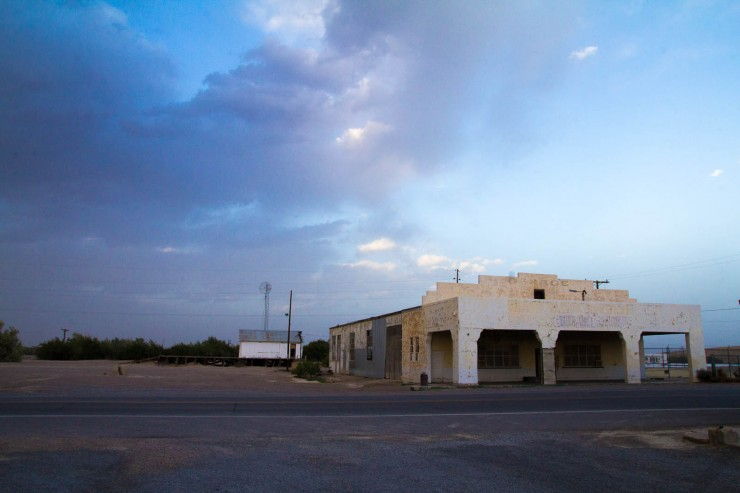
[329,305,421,330]
[239,330,302,344]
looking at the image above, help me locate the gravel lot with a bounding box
[0,358,400,395]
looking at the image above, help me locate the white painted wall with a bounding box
[239,341,302,359]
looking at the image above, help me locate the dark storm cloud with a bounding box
[0,1,578,343]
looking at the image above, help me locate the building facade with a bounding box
[329,273,706,385]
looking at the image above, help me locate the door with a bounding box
[431,350,451,383]
[534,347,543,384]
[385,325,402,379]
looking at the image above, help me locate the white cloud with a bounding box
[243,0,332,43]
[416,254,451,269]
[456,257,504,273]
[156,245,199,255]
[417,254,503,273]
[335,121,392,147]
[511,259,538,268]
[358,237,396,252]
[569,45,598,61]
[344,260,396,272]
[709,169,724,177]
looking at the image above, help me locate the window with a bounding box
[564,344,602,367]
[534,289,545,299]
[349,333,355,362]
[478,344,519,369]
[366,329,373,360]
[409,336,420,362]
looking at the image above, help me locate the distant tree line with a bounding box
[33,334,238,361]
[3,320,329,364]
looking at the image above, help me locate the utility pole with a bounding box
[61,328,69,341]
[453,269,461,283]
[285,290,292,371]
[593,279,609,289]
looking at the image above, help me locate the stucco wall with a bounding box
[401,308,426,383]
[424,273,634,305]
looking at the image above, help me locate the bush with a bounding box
[35,333,235,360]
[303,339,329,365]
[36,334,163,360]
[696,368,712,382]
[0,321,23,362]
[697,368,734,383]
[166,337,236,357]
[36,337,73,360]
[292,360,321,379]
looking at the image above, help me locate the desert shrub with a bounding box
[67,333,104,360]
[36,334,237,360]
[292,360,321,379]
[697,367,734,383]
[36,337,73,360]
[696,368,712,382]
[303,339,329,365]
[101,338,162,360]
[37,335,163,360]
[0,321,23,362]
[166,337,237,357]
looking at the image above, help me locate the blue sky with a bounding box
[1,0,738,346]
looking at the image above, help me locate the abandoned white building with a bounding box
[238,330,303,363]
[329,273,706,385]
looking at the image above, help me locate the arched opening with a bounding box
[477,330,540,383]
[555,330,624,381]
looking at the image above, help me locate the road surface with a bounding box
[1,384,738,492]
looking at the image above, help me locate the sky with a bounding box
[1,0,738,347]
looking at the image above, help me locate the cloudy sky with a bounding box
[1,0,738,347]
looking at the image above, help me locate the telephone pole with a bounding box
[61,328,69,341]
[285,290,293,371]
[453,269,461,283]
[593,279,609,289]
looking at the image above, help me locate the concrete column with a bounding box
[621,332,642,384]
[639,335,646,381]
[535,329,558,385]
[424,333,433,383]
[541,347,557,385]
[452,328,483,385]
[685,329,706,382]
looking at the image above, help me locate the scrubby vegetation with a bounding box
[696,368,736,382]
[34,334,236,361]
[166,337,237,357]
[302,339,329,366]
[36,334,164,360]
[0,321,23,362]
[292,360,322,380]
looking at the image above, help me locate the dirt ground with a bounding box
[0,358,402,394]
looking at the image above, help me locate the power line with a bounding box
[609,253,740,281]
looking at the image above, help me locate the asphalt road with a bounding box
[1,384,739,492]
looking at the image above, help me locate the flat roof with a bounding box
[329,306,420,330]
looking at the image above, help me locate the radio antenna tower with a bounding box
[259,282,272,331]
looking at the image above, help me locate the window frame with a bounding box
[563,344,602,368]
